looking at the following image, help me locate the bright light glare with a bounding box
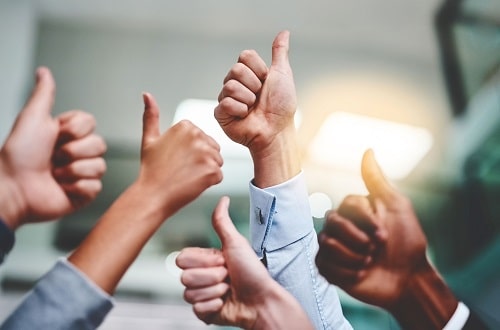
[173,99,303,159]
[173,99,248,159]
[309,192,332,218]
[308,112,433,179]
[164,251,182,278]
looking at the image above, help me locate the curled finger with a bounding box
[215,97,250,120]
[176,247,225,269]
[184,282,229,304]
[54,134,107,164]
[317,233,372,269]
[181,266,228,288]
[316,255,365,287]
[53,157,106,181]
[323,211,374,253]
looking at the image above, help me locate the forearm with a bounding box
[390,261,458,330]
[0,161,26,230]
[68,181,168,294]
[250,125,300,188]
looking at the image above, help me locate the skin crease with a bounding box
[0,67,106,230]
[176,196,313,330]
[316,149,460,330]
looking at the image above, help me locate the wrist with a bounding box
[250,125,301,188]
[128,179,172,223]
[0,158,27,230]
[390,258,458,330]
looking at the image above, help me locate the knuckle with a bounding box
[177,119,194,131]
[82,112,96,128]
[96,158,107,176]
[180,272,191,286]
[222,79,239,95]
[343,194,358,205]
[96,136,107,154]
[229,63,245,77]
[218,97,234,111]
[183,290,195,303]
[238,49,257,62]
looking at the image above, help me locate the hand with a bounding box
[0,67,107,229]
[215,30,300,187]
[215,30,296,152]
[316,150,460,330]
[136,93,223,219]
[316,149,428,309]
[177,196,312,330]
[67,93,223,295]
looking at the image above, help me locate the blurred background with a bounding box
[0,0,499,329]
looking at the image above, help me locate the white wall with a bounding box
[35,21,445,143]
[0,0,37,143]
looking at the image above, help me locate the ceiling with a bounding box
[36,0,442,62]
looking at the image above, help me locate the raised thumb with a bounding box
[271,30,290,69]
[211,196,241,248]
[22,67,56,117]
[141,92,160,148]
[361,149,396,201]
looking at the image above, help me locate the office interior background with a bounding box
[0,0,499,328]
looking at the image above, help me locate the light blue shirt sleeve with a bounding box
[249,171,352,330]
[1,258,114,330]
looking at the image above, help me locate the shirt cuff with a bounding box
[249,171,314,258]
[443,301,470,330]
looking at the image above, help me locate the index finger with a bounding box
[176,247,225,269]
[236,49,268,82]
[57,110,96,143]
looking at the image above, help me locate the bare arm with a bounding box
[69,93,223,294]
[316,150,460,330]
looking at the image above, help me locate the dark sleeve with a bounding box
[1,259,114,330]
[0,218,15,265]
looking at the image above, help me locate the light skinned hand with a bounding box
[215,30,300,187]
[177,196,312,330]
[0,67,107,229]
[215,30,297,156]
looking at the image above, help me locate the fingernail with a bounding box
[35,67,43,82]
[142,92,150,108]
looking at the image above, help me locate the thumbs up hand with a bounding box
[215,30,296,150]
[176,196,313,330]
[0,67,107,229]
[137,93,223,220]
[316,149,429,310]
[215,31,300,187]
